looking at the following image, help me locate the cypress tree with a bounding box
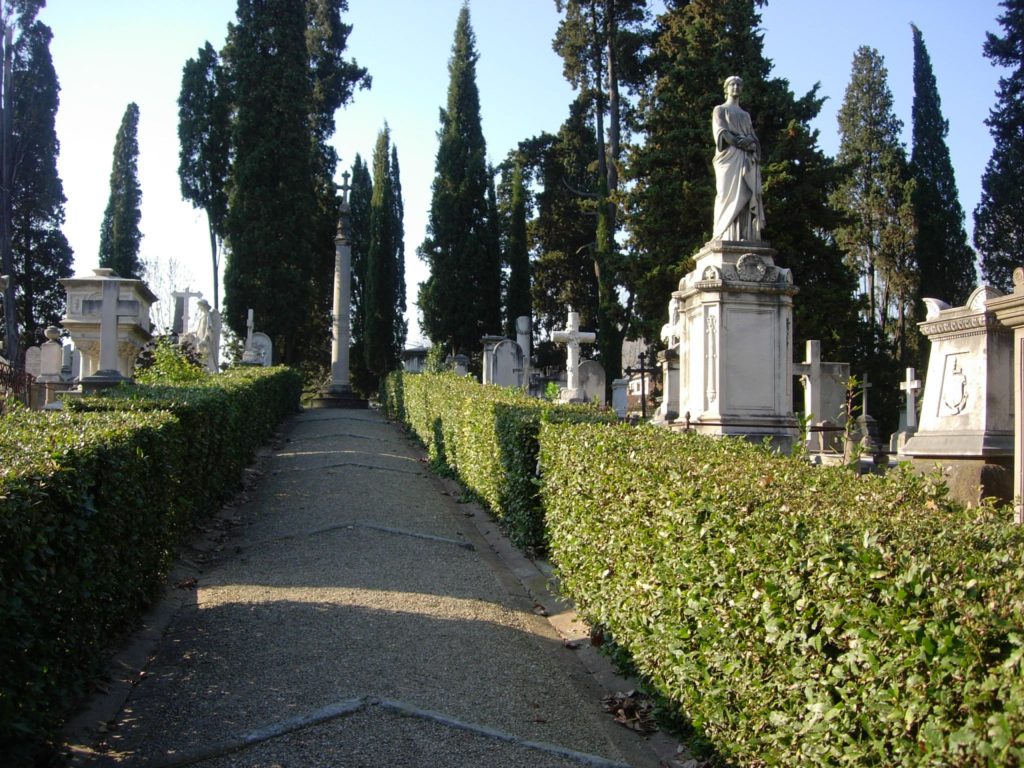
[833,46,918,362]
[177,41,231,310]
[363,126,405,384]
[348,153,373,392]
[10,20,72,347]
[98,102,143,279]
[504,160,531,337]
[389,142,407,354]
[974,0,1024,293]
[0,1,45,363]
[911,23,976,308]
[417,5,501,357]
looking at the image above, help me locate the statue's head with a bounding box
[724,75,743,96]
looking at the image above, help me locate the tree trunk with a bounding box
[208,216,220,311]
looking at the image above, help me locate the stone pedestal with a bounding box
[902,287,1014,505]
[675,240,798,451]
[988,269,1024,520]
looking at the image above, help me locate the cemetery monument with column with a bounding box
[311,171,367,408]
[989,267,1024,522]
[669,75,798,450]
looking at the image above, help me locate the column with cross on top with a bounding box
[552,308,596,402]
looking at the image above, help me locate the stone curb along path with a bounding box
[62,407,690,768]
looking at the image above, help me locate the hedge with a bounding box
[0,365,301,763]
[540,421,1024,766]
[381,371,615,551]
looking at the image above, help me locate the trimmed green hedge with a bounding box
[0,365,301,763]
[540,422,1024,766]
[381,371,615,551]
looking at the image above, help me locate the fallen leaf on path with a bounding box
[601,690,658,734]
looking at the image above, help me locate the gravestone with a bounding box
[481,335,506,386]
[552,309,596,403]
[24,346,41,379]
[793,340,850,452]
[902,286,1013,504]
[401,347,429,373]
[60,268,156,388]
[891,367,922,454]
[579,359,606,406]
[611,378,628,418]
[249,332,273,367]
[490,338,524,388]
[515,315,532,363]
[452,354,470,377]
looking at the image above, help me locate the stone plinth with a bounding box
[674,239,798,451]
[987,269,1024,520]
[59,268,156,387]
[902,286,1014,505]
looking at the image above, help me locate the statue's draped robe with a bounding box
[712,102,765,241]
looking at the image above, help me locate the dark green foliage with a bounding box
[221,0,369,366]
[541,421,1024,766]
[418,6,502,356]
[9,19,72,348]
[362,126,405,386]
[380,371,613,552]
[0,0,47,362]
[833,46,918,362]
[504,161,531,337]
[98,102,143,279]
[911,23,976,311]
[0,365,301,764]
[527,100,601,337]
[974,0,1024,293]
[348,153,374,394]
[177,41,231,310]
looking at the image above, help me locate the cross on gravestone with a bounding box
[900,367,922,430]
[793,340,823,420]
[624,349,657,419]
[552,308,596,399]
[171,288,203,335]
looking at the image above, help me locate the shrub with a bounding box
[381,371,614,551]
[0,365,301,763]
[540,422,1024,766]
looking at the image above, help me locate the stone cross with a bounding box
[860,373,872,417]
[900,367,922,430]
[793,340,823,420]
[171,288,203,335]
[552,308,596,398]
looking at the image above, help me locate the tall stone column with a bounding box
[312,171,367,409]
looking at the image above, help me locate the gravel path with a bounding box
[63,408,669,767]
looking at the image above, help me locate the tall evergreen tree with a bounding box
[0,1,44,363]
[911,23,976,309]
[221,0,368,365]
[348,153,373,392]
[974,0,1024,293]
[552,0,648,385]
[417,6,501,357]
[177,41,231,310]
[9,19,72,347]
[363,126,405,384]
[833,46,918,362]
[389,141,407,353]
[627,0,861,361]
[504,160,531,337]
[98,102,143,279]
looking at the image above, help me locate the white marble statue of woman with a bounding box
[712,75,765,241]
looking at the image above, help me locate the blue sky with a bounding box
[41,1,1007,342]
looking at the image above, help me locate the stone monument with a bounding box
[902,286,1013,504]
[60,268,157,390]
[669,76,798,450]
[311,171,367,408]
[490,338,525,389]
[552,308,596,403]
[989,268,1024,522]
[579,359,606,406]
